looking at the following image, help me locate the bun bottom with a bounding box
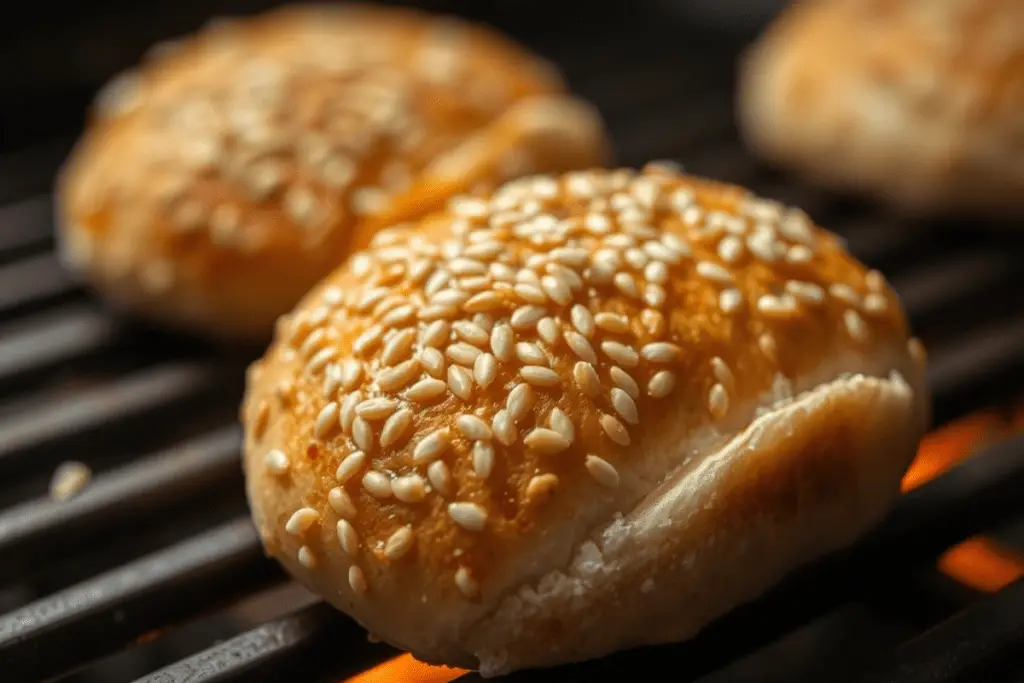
[400,368,924,675]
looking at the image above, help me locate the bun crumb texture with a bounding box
[242,164,925,672]
[57,4,608,341]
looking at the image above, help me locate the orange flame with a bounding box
[344,407,1024,683]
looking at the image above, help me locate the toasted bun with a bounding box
[56,4,610,342]
[241,164,929,675]
[737,0,1024,217]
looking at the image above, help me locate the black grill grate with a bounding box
[1,2,1024,683]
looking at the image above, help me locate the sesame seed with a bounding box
[708,383,729,419]
[385,527,414,560]
[537,317,559,345]
[574,361,602,398]
[455,566,479,598]
[297,546,317,569]
[863,293,888,314]
[787,245,813,264]
[353,326,384,356]
[718,236,744,263]
[464,291,503,313]
[524,428,572,454]
[405,377,447,403]
[514,283,547,304]
[600,414,631,446]
[719,288,743,314]
[380,409,413,448]
[490,324,514,362]
[265,449,289,475]
[785,280,825,305]
[641,342,682,363]
[341,360,364,391]
[355,398,398,421]
[564,330,598,363]
[413,430,450,464]
[758,333,777,361]
[492,409,516,445]
[449,502,487,531]
[380,304,415,329]
[614,272,641,299]
[393,474,427,503]
[473,352,498,388]
[336,451,366,483]
[362,470,393,499]
[585,455,620,488]
[865,270,886,292]
[747,231,780,263]
[306,348,337,374]
[380,329,416,365]
[757,294,799,317]
[662,233,692,258]
[526,473,559,501]
[418,347,446,377]
[328,487,356,519]
[520,366,561,387]
[448,365,474,400]
[515,342,548,366]
[377,359,421,392]
[299,329,327,358]
[610,388,639,425]
[506,383,535,422]
[569,305,595,338]
[457,414,492,441]
[601,341,640,367]
[337,519,359,555]
[285,507,319,536]
[648,370,675,398]
[594,312,630,334]
[453,321,489,347]
[830,283,861,306]
[315,402,340,439]
[352,417,374,452]
[447,342,482,366]
[427,460,451,496]
[711,357,734,389]
[472,441,495,478]
[349,565,368,594]
[624,248,649,269]
[844,309,869,343]
[541,275,572,305]
[644,261,669,285]
[546,408,573,443]
[696,261,734,285]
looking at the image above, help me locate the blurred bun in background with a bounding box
[737,0,1024,219]
[55,3,610,343]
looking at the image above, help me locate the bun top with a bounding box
[243,164,911,613]
[58,4,570,320]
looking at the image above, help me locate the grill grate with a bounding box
[1,2,1023,683]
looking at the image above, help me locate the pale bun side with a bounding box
[737,0,1024,218]
[56,3,610,342]
[241,165,928,674]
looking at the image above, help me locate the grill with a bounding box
[2,2,1024,682]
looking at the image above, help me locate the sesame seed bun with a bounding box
[55,4,610,342]
[240,164,929,675]
[737,0,1024,218]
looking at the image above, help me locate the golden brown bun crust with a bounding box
[56,4,610,341]
[738,0,1024,217]
[241,164,928,673]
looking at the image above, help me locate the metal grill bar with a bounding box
[0,426,242,581]
[132,602,395,683]
[0,518,282,683]
[0,253,77,318]
[0,362,228,476]
[0,196,52,260]
[855,578,1024,683]
[0,304,117,389]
